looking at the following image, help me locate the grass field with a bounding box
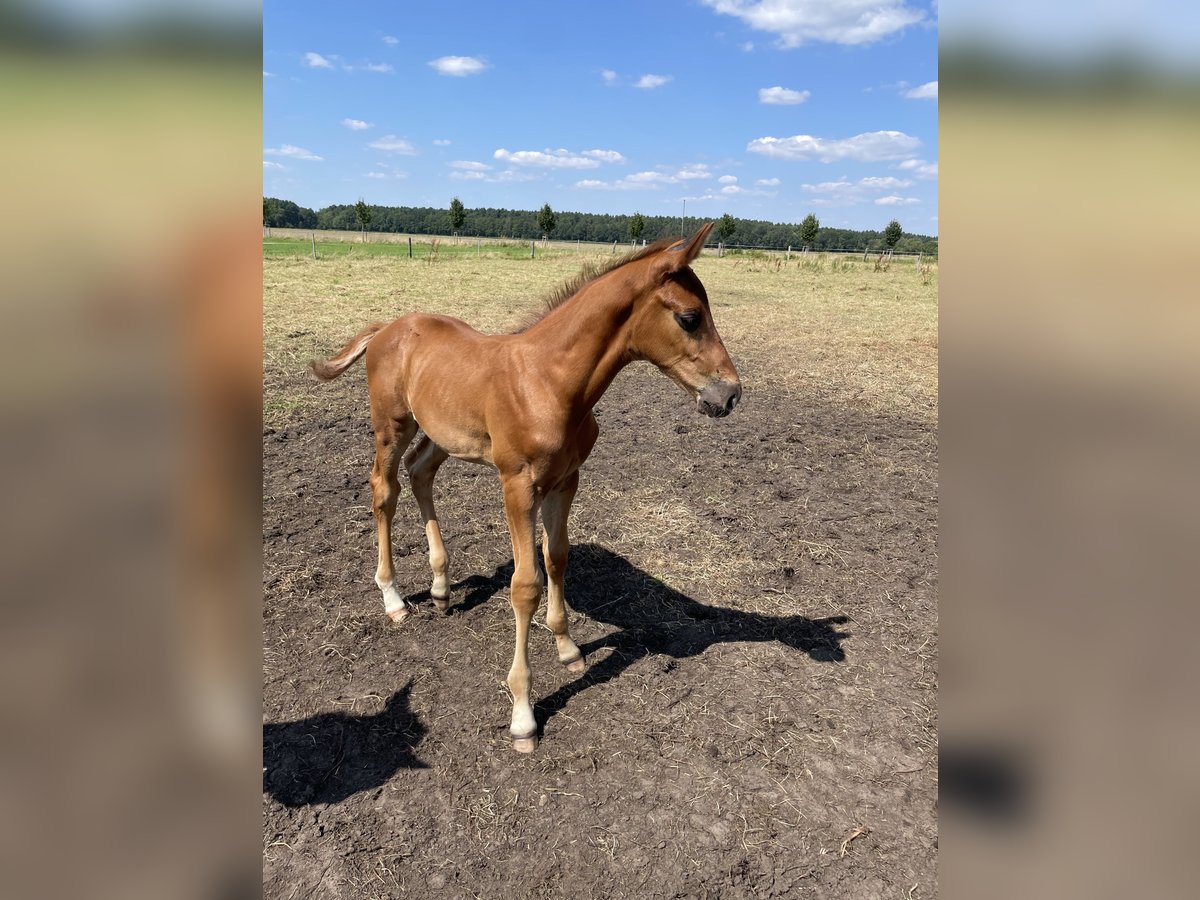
[264,248,937,424]
[263,247,938,898]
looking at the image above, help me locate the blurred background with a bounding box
[940,2,1200,898]
[0,2,260,899]
[0,0,1198,897]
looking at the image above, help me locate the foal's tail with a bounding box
[308,322,387,381]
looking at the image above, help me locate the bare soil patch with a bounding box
[264,306,937,898]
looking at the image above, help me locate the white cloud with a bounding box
[741,41,755,51]
[366,172,388,179]
[758,86,810,105]
[799,175,918,204]
[362,62,394,73]
[493,147,623,169]
[859,176,913,189]
[748,130,921,162]
[341,118,373,130]
[721,184,744,194]
[718,175,738,184]
[452,167,535,183]
[576,171,674,191]
[368,135,418,154]
[264,144,324,161]
[429,56,488,77]
[756,177,780,186]
[635,74,672,89]
[575,178,645,191]
[382,35,399,45]
[897,158,938,178]
[263,71,274,78]
[582,149,626,163]
[904,80,937,100]
[802,181,854,193]
[432,139,452,146]
[576,165,721,191]
[601,69,618,84]
[262,160,285,170]
[701,0,926,47]
[304,52,334,69]
[875,195,920,205]
[624,172,671,183]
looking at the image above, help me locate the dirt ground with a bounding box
[263,255,938,898]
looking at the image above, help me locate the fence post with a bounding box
[530,241,535,259]
[862,246,868,262]
[613,241,617,254]
[408,237,412,258]
[718,241,723,258]
[311,232,316,259]
[786,245,791,260]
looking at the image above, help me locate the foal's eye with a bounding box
[674,311,701,333]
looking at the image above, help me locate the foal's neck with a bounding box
[524,266,649,414]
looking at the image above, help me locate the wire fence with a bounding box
[262,227,935,264]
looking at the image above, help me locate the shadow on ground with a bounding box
[264,545,849,804]
[434,543,850,734]
[263,680,427,807]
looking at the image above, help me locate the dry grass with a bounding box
[263,250,937,427]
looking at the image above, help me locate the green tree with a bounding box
[716,212,737,243]
[449,196,466,233]
[355,198,371,242]
[799,213,820,248]
[884,219,903,249]
[629,211,645,243]
[537,203,557,240]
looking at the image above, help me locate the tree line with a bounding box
[263,196,937,256]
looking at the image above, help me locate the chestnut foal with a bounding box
[310,223,741,752]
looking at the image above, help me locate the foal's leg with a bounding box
[403,435,452,612]
[371,415,419,621]
[501,474,543,753]
[542,471,585,673]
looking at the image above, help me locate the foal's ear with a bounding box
[661,222,714,272]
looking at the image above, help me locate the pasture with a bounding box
[263,242,938,897]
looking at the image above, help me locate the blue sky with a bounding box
[264,1,938,235]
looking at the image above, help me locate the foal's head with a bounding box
[629,222,742,418]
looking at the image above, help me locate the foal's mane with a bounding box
[513,236,681,333]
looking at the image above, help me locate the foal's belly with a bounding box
[416,417,495,467]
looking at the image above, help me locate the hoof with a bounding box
[432,595,450,614]
[387,606,413,623]
[512,733,539,754]
[561,654,586,674]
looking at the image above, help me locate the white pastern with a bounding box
[376,574,412,617]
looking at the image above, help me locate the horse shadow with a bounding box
[438,543,851,734]
[263,680,426,807]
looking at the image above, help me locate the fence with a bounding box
[263,227,936,263]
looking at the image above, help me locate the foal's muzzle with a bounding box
[697,380,742,418]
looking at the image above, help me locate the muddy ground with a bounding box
[263,353,938,898]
